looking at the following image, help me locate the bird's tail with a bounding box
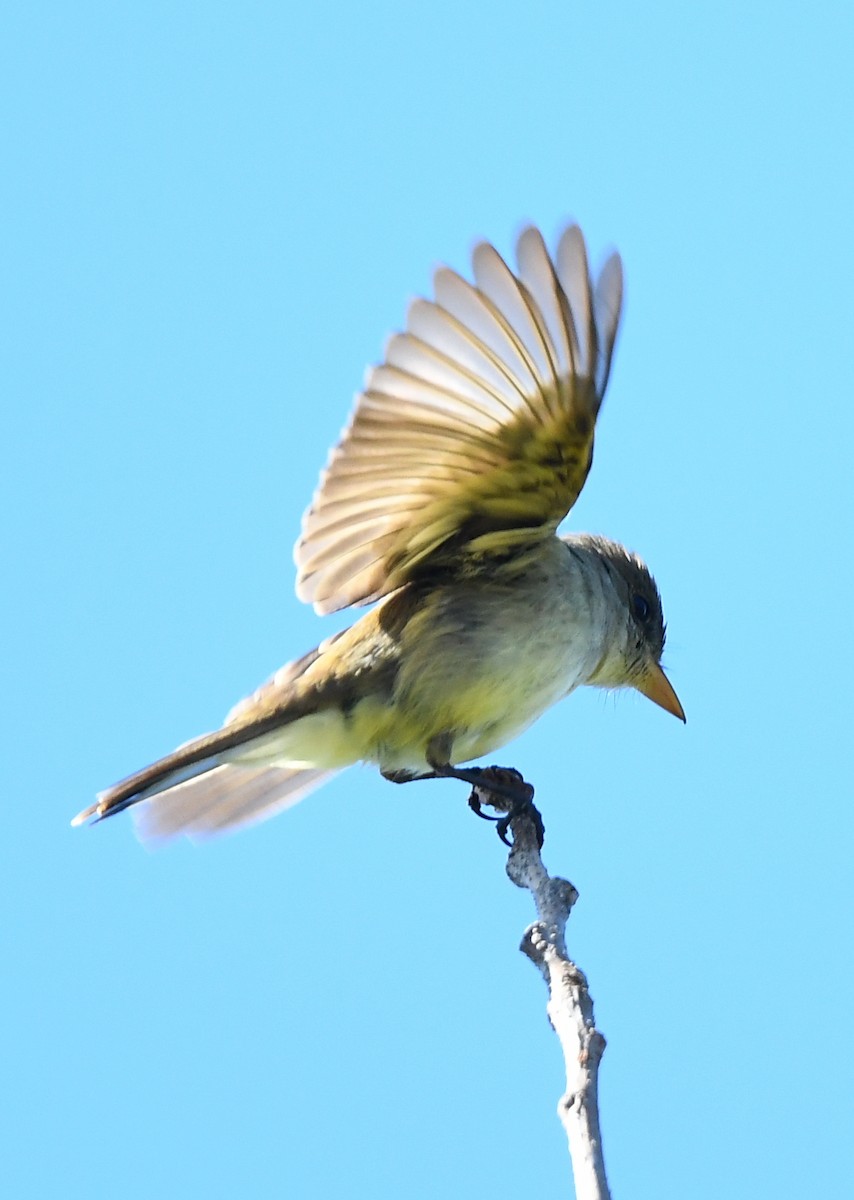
[132,762,337,843]
[72,720,339,842]
[75,631,358,841]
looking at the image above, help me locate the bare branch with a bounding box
[470,770,611,1200]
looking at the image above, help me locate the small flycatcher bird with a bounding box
[74,223,684,842]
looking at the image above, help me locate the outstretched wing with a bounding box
[295,224,623,614]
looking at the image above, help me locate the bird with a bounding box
[73,222,684,843]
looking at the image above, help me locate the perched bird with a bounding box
[74,223,684,843]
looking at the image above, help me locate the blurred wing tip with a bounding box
[515,219,581,248]
[294,572,347,614]
[598,248,625,293]
[515,222,541,241]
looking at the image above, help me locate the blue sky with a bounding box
[3,2,852,1196]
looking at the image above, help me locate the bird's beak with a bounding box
[635,661,686,722]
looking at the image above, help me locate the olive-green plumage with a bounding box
[74,224,683,842]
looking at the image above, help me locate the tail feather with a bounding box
[72,738,228,827]
[75,636,353,839]
[73,713,343,836]
[132,763,338,843]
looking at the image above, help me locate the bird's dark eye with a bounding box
[632,593,650,622]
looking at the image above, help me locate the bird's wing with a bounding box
[295,224,624,614]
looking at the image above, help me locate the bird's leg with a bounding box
[424,734,530,802]
[423,738,542,847]
[383,761,525,803]
[382,743,543,847]
[381,768,439,784]
[382,763,523,797]
[427,760,531,804]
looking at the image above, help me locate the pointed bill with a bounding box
[635,660,686,722]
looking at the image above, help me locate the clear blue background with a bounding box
[3,2,852,1196]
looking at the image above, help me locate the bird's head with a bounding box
[570,534,685,722]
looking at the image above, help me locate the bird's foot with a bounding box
[382,760,542,847]
[465,766,543,848]
[425,760,530,804]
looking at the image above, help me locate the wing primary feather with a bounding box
[365,365,505,433]
[593,251,624,395]
[404,303,533,424]
[555,224,594,380]
[515,226,577,394]
[432,268,543,418]
[303,504,427,547]
[470,239,561,411]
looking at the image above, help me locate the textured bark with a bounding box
[471,772,611,1200]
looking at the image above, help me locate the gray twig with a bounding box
[471,771,612,1200]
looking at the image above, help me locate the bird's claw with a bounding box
[466,767,543,848]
